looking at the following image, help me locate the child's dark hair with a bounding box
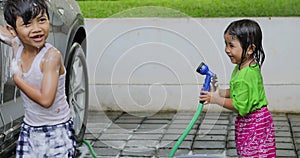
[4,0,49,30]
[224,19,265,69]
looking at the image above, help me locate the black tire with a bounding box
[66,42,89,145]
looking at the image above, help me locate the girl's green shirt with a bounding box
[230,64,268,116]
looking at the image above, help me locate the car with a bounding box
[0,0,89,156]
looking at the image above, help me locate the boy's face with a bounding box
[14,11,50,49]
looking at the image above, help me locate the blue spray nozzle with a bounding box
[196,62,214,77]
[196,62,217,92]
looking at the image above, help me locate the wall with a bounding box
[85,17,300,113]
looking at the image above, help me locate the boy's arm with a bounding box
[13,48,62,108]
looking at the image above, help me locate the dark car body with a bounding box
[0,0,89,155]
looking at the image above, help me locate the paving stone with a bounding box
[112,123,140,130]
[193,141,226,149]
[168,123,198,129]
[226,148,237,157]
[274,126,290,131]
[200,119,230,125]
[99,133,131,140]
[146,112,175,119]
[202,113,229,120]
[275,131,292,137]
[227,134,235,141]
[87,111,120,123]
[162,134,194,141]
[192,149,225,155]
[77,111,300,158]
[142,119,171,124]
[290,121,300,126]
[226,140,236,149]
[84,126,105,134]
[121,147,156,157]
[165,129,197,135]
[276,142,295,150]
[83,133,99,140]
[272,116,288,121]
[172,120,197,124]
[293,143,300,151]
[157,148,190,157]
[195,135,226,141]
[126,140,159,148]
[276,137,293,143]
[139,123,168,129]
[292,138,300,144]
[130,133,163,140]
[292,131,300,138]
[288,114,300,119]
[93,147,121,156]
[104,127,134,134]
[274,121,290,126]
[134,128,165,134]
[197,129,227,135]
[198,124,228,130]
[115,119,144,124]
[291,126,300,131]
[98,140,127,149]
[276,149,297,157]
[160,140,192,149]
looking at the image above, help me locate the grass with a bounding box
[77,0,300,18]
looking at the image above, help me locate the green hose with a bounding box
[82,139,98,158]
[169,103,203,158]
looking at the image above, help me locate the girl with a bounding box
[1,0,76,157]
[200,19,276,157]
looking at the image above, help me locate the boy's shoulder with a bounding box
[43,44,62,60]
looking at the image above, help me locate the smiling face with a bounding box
[224,32,256,69]
[224,33,243,65]
[14,11,50,50]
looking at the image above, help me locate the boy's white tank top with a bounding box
[16,43,71,126]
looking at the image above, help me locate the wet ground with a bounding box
[76,110,300,158]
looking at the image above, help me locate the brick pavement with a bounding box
[77,111,300,158]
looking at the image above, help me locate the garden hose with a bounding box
[169,103,203,158]
[82,139,98,158]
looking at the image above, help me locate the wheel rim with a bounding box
[68,47,87,135]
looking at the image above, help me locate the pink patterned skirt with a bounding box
[235,106,276,158]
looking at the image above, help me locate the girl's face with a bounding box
[224,33,243,65]
[14,11,49,50]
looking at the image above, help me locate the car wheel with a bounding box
[66,42,89,145]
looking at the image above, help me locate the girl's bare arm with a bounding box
[200,88,237,112]
[219,88,230,98]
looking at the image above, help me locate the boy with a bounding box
[1,0,76,157]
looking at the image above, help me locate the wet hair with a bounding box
[4,0,49,30]
[224,19,265,69]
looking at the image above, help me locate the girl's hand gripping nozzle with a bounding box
[196,62,217,103]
